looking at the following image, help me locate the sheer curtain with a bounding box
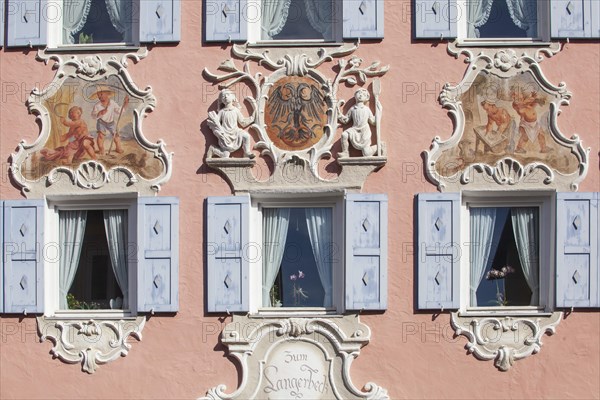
[304,0,333,40]
[305,208,333,307]
[470,208,498,306]
[262,208,291,306]
[105,0,133,41]
[467,0,494,38]
[511,208,539,305]
[59,211,88,309]
[506,0,537,37]
[104,210,129,309]
[62,0,92,44]
[261,0,293,39]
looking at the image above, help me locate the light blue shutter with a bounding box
[343,0,384,39]
[417,193,460,310]
[206,196,249,313]
[6,0,47,47]
[204,0,248,42]
[3,200,44,314]
[140,0,181,43]
[137,197,179,312]
[551,0,595,38]
[414,0,457,39]
[556,192,599,308]
[592,0,600,37]
[1,1,4,47]
[345,193,388,310]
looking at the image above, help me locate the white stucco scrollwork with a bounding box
[199,315,389,399]
[36,316,146,374]
[451,312,562,371]
[9,49,173,198]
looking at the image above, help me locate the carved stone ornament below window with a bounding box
[203,44,389,193]
[199,315,389,399]
[9,49,173,198]
[37,316,146,374]
[424,42,590,192]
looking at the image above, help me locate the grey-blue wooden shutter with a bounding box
[343,0,384,39]
[1,1,4,47]
[140,0,181,43]
[556,192,599,308]
[345,193,388,310]
[204,0,248,42]
[6,0,47,47]
[3,200,44,314]
[206,196,249,313]
[414,0,457,39]
[137,197,179,312]
[551,0,597,38]
[417,193,460,310]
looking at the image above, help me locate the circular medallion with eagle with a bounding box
[265,76,328,151]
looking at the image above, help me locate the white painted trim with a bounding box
[44,197,138,317]
[249,195,344,314]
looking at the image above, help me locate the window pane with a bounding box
[262,0,334,41]
[63,0,132,44]
[61,210,126,310]
[471,207,539,307]
[468,0,537,39]
[263,208,333,307]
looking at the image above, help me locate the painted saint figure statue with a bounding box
[338,88,379,157]
[207,89,255,159]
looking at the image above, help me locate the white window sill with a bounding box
[45,44,141,53]
[455,39,552,48]
[247,40,345,48]
[254,307,340,318]
[49,310,135,320]
[459,306,553,317]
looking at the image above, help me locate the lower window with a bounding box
[60,209,129,311]
[263,207,333,308]
[470,206,539,308]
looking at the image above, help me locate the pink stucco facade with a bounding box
[0,1,599,399]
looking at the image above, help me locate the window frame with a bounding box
[249,194,344,315]
[455,0,551,45]
[45,195,138,318]
[245,0,343,44]
[46,0,141,49]
[459,192,554,316]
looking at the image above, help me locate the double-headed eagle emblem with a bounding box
[267,82,325,144]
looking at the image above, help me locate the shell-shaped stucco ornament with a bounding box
[76,161,109,189]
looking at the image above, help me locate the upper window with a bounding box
[204,0,384,43]
[463,0,539,39]
[4,0,180,48]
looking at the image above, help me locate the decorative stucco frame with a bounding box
[203,44,389,194]
[10,48,173,198]
[424,42,590,192]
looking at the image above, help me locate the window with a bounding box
[468,206,540,309]
[206,193,388,314]
[55,208,131,312]
[263,207,334,308]
[417,192,600,312]
[0,197,179,315]
[204,0,384,43]
[5,0,180,48]
[461,0,541,39]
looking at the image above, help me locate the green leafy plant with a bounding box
[78,33,94,44]
[66,293,100,310]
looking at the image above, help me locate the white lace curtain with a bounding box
[59,210,88,309]
[62,0,132,44]
[261,0,331,39]
[467,0,537,38]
